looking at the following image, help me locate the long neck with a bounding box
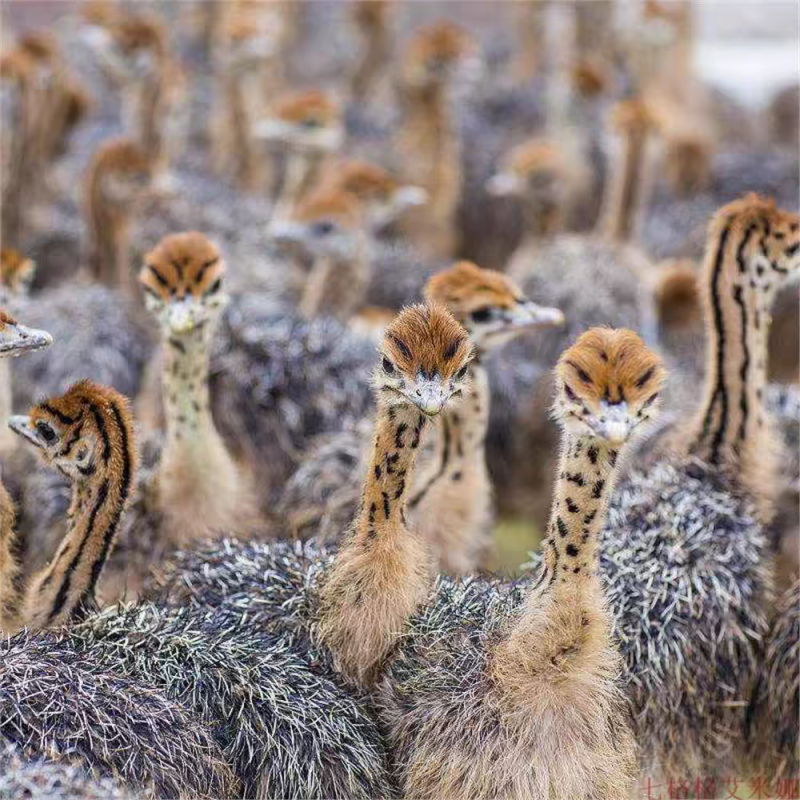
[521,192,564,240]
[299,243,369,322]
[352,22,387,99]
[22,407,133,630]
[688,223,774,476]
[273,151,322,220]
[160,323,221,462]
[525,433,620,606]
[0,479,21,632]
[409,362,489,510]
[599,125,651,243]
[353,402,428,544]
[86,191,131,295]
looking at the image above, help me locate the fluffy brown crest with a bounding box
[17,32,59,63]
[424,261,523,321]
[0,249,35,291]
[710,194,800,268]
[320,160,398,203]
[557,328,666,407]
[292,188,362,229]
[612,98,654,134]
[352,0,390,27]
[405,21,473,67]
[108,14,167,56]
[271,89,340,125]
[81,0,118,27]
[88,137,151,178]
[503,138,565,178]
[29,379,137,475]
[382,303,473,381]
[654,260,701,327]
[140,232,225,301]
[0,49,34,82]
[571,59,610,98]
[0,309,17,327]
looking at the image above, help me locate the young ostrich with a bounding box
[314,158,428,237]
[270,188,371,323]
[254,89,344,219]
[1,379,136,634]
[484,99,655,522]
[210,3,283,188]
[83,137,153,296]
[367,327,666,799]
[104,232,257,601]
[84,12,183,185]
[393,22,475,259]
[15,32,90,194]
[280,262,564,569]
[595,195,800,789]
[349,0,393,105]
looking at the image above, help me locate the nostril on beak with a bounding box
[416,390,422,396]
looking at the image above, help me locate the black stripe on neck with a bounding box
[733,284,750,451]
[408,416,451,510]
[696,224,731,460]
[47,479,109,623]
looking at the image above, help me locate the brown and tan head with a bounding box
[9,380,135,485]
[218,3,284,70]
[0,309,52,357]
[710,194,800,295]
[254,89,343,153]
[0,249,36,298]
[375,303,474,416]
[425,261,564,352]
[612,97,655,139]
[319,159,427,231]
[352,0,391,31]
[487,137,571,215]
[139,232,228,336]
[269,188,363,262]
[401,21,476,89]
[87,137,152,206]
[554,328,666,445]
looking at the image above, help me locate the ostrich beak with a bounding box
[8,415,43,449]
[0,320,53,356]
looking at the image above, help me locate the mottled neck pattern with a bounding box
[161,324,218,457]
[535,436,620,594]
[689,221,777,469]
[355,403,427,542]
[409,362,488,510]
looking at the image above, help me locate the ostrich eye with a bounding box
[36,421,57,443]
[382,357,395,374]
[470,307,492,323]
[302,118,322,129]
[312,220,335,237]
[455,365,468,380]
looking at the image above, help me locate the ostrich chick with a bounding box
[373,328,664,799]
[411,261,564,573]
[280,261,564,567]
[3,379,136,634]
[270,188,370,323]
[393,22,476,259]
[83,11,183,184]
[84,137,153,296]
[597,195,800,789]
[106,232,257,601]
[254,88,344,219]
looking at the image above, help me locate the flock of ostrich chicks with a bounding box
[0,0,798,798]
